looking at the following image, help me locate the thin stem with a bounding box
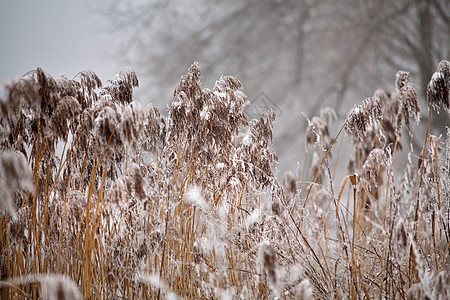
[431,135,445,270]
[303,119,348,209]
[384,130,400,228]
[409,107,432,281]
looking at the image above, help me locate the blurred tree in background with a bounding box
[103,0,449,172]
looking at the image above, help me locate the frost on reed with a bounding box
[427,60,450,113]
[0,274,82,300]
[395,71,420,134]
[0,151,34,218]
[344,97,382,143]
[1,61,449,299]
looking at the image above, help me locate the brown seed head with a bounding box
[427,60,450,113]
[344,97,382,143]
[395,71,420,134]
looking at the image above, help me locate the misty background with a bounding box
[1,0,448,176]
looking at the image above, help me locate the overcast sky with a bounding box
[0,0,121,87]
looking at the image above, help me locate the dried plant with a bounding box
[283,170,297,202]
[100,66,138,105]
[395,70,420,134]
[427,60,450,113]
[374,88,402,150]
[0,151,34,218]
[0,61,449,299]
[361,148,388,194]
[305,107,336,151]
[258,240,279,294]
[0,274,82,300]
[344,97,382,143]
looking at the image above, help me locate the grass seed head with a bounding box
[305,107,336,150]
[258,240,278,293]
[295,279,314,300]
[0,151,34,218]
[427,60,450,113]
[50,96,82,141]
[40,275,82,300]
[101,66,138,105]
[344,97,382,143]
[283,171,297,200]
[374,89,402,151]
[395,71,420,133]
[361,148,388,191]
[1,62,449,299]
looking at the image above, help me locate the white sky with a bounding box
[0,0,120,86]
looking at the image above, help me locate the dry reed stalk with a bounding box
[429,135,446,271]
[1,62,449,299]
[302,121,346,210]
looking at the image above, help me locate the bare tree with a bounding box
[323,0,449,133]
[102,0,449,170]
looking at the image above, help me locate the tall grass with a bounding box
[0,60,449,299]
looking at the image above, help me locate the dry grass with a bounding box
[0,60,449,299]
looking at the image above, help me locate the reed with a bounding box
[0,60,449,299]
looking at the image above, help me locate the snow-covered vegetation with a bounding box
[0,61,449,299]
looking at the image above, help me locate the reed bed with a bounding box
[0,61,449,299]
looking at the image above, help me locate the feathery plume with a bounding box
[344,97,382,143]
[101,66,139,105]
[0,151,34,218]
[305,107,336,150]
[395,71,420,133]
[50,96,82,141]
[258,240,278,293]
[361,148,388,191]
[295,279,314,300]
[427,60,450,113]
